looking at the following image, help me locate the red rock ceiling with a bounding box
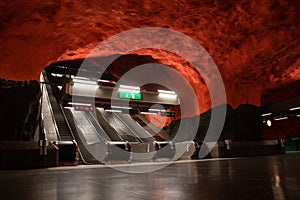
[1,0,300,115]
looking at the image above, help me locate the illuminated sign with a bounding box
[119,91,142,100]
[74,105,94,111]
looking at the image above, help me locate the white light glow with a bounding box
[98,79,110,83]
[74,76,89,80]
[118,88,141,93]
[267,120,272,127]
[68,102,92,106]
[140,111,157,115]
[297,115,300,117]
[274,117,288,121]
[289,106,300,111]
[158,93,177,99]
[120,85,140,90]
[158,89,176,94]
[51,73,63,77]
[105,109,122,113]
[119,85,140,93]
[261,113,272,117]
[73,79,97,85]
[149,108,164,112]
[111,105,132,109]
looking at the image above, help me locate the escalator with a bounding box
[42,71,73,141]
[42,71,100,164]
[96,108,141,143]
[113,113,155,143]
[65,108,131,163]
[135,114,172,141]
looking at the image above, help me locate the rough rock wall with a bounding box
[1,0,300,115]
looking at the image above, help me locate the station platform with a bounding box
[0,154,299,199]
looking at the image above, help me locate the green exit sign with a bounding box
[119,91,142,100]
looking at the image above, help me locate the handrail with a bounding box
[59,104,91,165]
[40,73,61,141]
[87,111,111,141]
[113,113,143,143]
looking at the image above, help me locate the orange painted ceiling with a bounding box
[1,0,300,114]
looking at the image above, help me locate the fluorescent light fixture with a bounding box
[105,109,122,113]
[111,105,132,109]
[74,76,89,80]
[158,89,177,99]
[261,113,272,117]
[68,102,92,106]
[60,74,74,78]
[120,85,140,90]
[289,106,300,111]
[119,85,140,93]
[297,115,300,117]
[140,111,157,115]
[149,108,165,112]
[98,79,110,83]
[158,89,176,94]
[158,93,177,99]
[51,73,63,77]
[73,79,96,85]
[118,88,141,93]
[274,117,288,121]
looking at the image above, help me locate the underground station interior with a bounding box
[1,1,300,199]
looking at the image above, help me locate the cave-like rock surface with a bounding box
[1,0,300,115]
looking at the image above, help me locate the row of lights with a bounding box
[52,73,178,99]
[262,106,300,127]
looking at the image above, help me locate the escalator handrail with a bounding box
[96,108,125,141]
[41,71,61,141]
[86,111,111,141]
[113,113,144,142]
[59,102,91,165]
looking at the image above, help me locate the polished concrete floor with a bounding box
[0,154,300,200]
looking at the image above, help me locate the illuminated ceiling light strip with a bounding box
[289,106,300,111]
[119,85,140,93]
[111,105,132,109]
[158,89,176,94]
[74,76,89,80]
[140,111,157,115]
[73,79,96,85]
[118,88,141,93]
[67,75,75,78]
[105,109,122,113]
[68,102,92,106]
[261,113,272,117]
[98,79,110,83]
[149,108,164,112]
[51,73,63,77]
[297,115,300,117]
[120,85,140,90]
[274,117,288,121]
[158,93,178,99]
